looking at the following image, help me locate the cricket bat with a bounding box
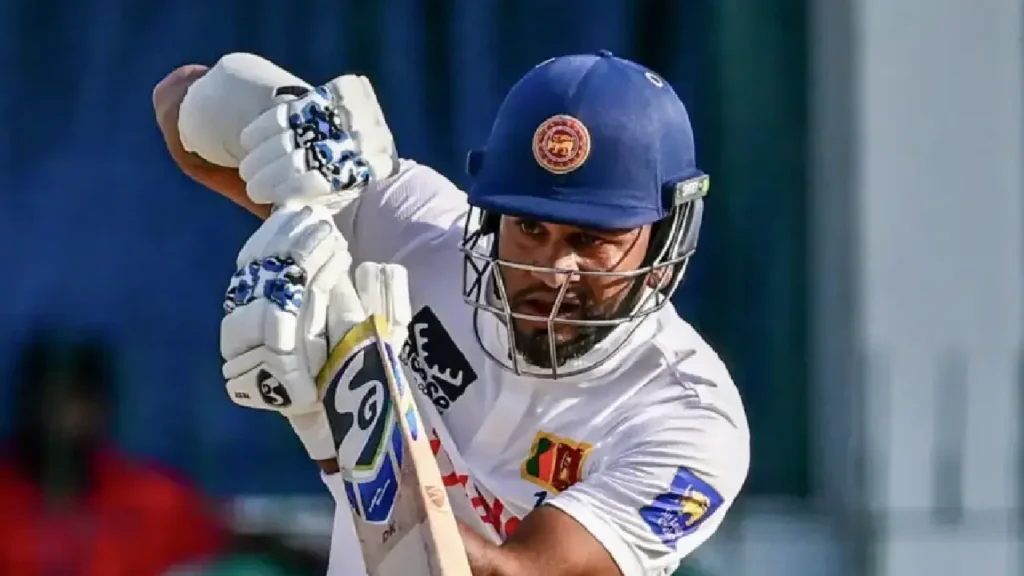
[316,314,472,576]
[182,54,467,574]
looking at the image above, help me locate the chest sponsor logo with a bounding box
[520,431,592,494]
[639,466,724,548]
[400,306,477,413]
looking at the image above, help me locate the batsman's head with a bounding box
[461,50,708,379]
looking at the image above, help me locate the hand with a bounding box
[219,202,413,462]
[153,53,318,219]
[153,65,251,203]
[220,203,355,459]
[152,61,267,218]
[153,64,208,173]
[178,53,312,169]
[238,78,398,208]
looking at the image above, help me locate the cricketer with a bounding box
[153,50,749,576]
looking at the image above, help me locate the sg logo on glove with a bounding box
[257,369,293,408]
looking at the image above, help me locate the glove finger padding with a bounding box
[240,133,350,204]
[246,149,338,206]
[298,234,352,379]
[239,131,297,183]
[324,262,369,350]
[328,76,398,184]
[234,203,332,265]
[248,136,366,205]
[223,347,316,411]
[239,101,299,152]
[238,76,397,208]
[234,205,302,267]
[267,209,338,270]
[221,297,292,360]
[353,262,412,349]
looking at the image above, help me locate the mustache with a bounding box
[509,285,595,311]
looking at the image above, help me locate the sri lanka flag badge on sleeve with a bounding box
[639,467,724,548]
[521,431,592,493]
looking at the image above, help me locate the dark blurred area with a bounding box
[0,332,221,573]
[0,332,331,574]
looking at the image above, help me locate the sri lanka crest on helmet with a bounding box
[532,115,590,174]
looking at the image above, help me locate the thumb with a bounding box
[353,262,412,349]
[326,264,368,352]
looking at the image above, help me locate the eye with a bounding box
[570,232,604,250]
[516,219,545,237]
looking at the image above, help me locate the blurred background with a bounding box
[0,0,1021,574]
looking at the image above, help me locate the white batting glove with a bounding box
[220,203,412,462]
[220,203,362,459]
[178,53,312,168]
[238,77,398,209]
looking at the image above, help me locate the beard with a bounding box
[508,282,642,370]
[512,318,615,369]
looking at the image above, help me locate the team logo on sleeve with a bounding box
[520,431,592,493]
[639,467,724,548]
[400,306,478,413]
[532,115,590,175]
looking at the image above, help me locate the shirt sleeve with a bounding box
[545,404,750,576]
[333,159,469,267]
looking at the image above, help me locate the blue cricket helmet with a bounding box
[459,51,709,379]
[465,50,706,230]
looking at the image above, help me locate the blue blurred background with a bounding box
[0,0,1020,574]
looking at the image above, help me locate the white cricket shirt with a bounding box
[322,161,749,576]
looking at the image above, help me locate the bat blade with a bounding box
[317,315,471,576]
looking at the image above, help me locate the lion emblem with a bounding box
[546,133,576,157]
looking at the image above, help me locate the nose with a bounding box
[531,249,581,290]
